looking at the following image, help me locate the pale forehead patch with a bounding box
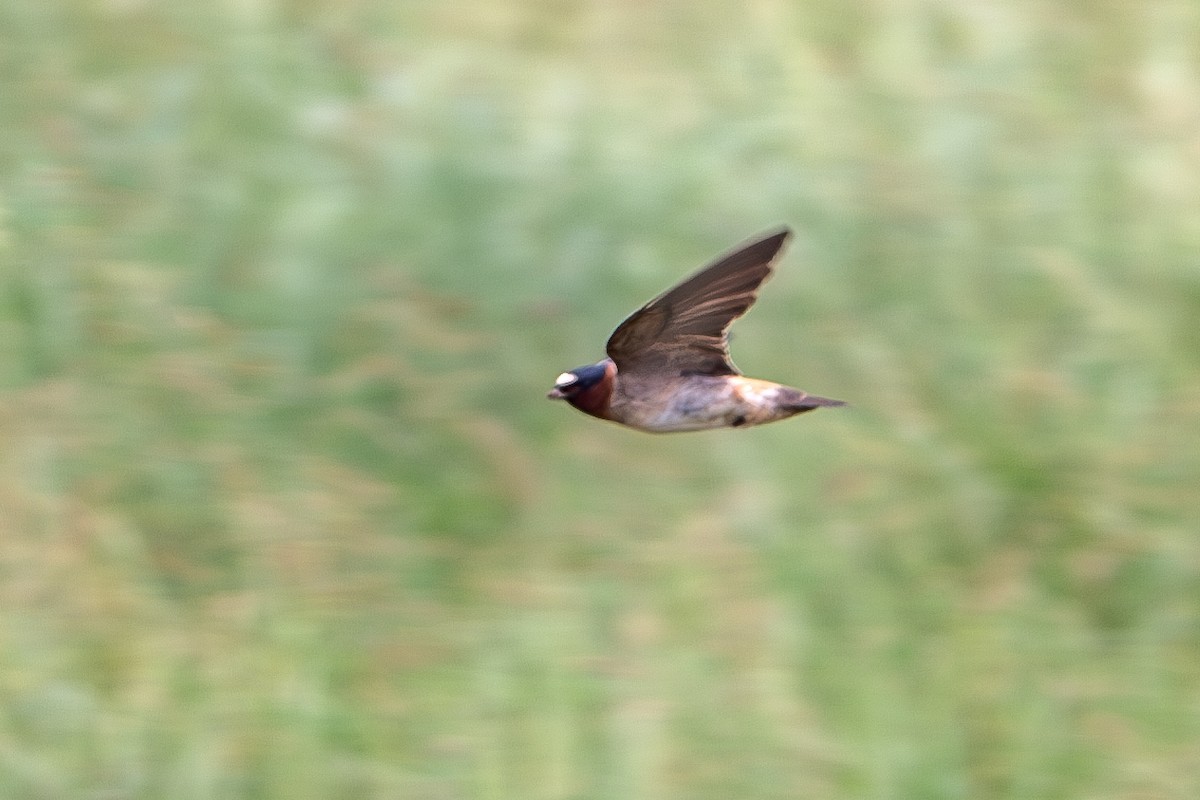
[555,372,578,387]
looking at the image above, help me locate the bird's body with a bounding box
[605,367,835,432]
[548,228,844,433]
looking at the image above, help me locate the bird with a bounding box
[547,227,845,432]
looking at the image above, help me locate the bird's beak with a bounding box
[547,387,566,399]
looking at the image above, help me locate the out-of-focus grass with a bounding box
[2,1,1199,798]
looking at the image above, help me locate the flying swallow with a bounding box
[548,227,845,432]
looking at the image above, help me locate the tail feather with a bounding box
[781,389,847,412]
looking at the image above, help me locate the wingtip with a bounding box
[735,226,793,263]
[770,224,794,238]
[755,226,792,248]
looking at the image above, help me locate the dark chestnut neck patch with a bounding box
[565,360,615,419]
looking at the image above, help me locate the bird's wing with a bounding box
[605,228,791,377]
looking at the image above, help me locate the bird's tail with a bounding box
[783,390,847,413]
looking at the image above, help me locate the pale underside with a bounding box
[610,375,810,433]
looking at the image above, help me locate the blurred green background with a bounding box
[3,1,1199,798]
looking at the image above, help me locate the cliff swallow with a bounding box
[548,228,845,432]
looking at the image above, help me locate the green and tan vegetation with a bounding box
[2,1,1198,797]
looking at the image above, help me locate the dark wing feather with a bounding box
[606,228,791,376]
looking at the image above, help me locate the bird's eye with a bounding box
[555,372,577,387]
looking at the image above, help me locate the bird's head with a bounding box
[547,359,615,418]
